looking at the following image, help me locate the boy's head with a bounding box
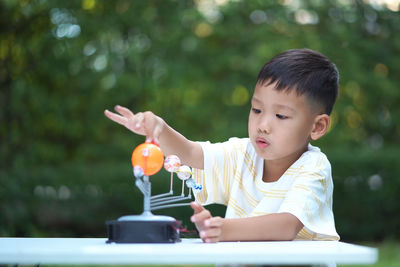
[248,49,339,165]
[256,48,339,115]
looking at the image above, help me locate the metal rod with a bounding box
[150,196,192,207]
[151,195,186,204]
[135,178,146,195]
[151,202,192,211]
[151,191,173,200]
[143,176,151,214]
[169,172,173,192]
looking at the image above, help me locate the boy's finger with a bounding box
[190,201,205,214]
[204,217,223,228]
[134,112,145,129]
[200,228,221,240]
[191,209,211,223]
[104,110,128,125]
[144,113,162,144]
[203,238,218,243]
[114,105,134,119]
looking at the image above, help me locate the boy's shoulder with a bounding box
[213,137,254,156]
[227,137,255,154]
[226,137,250,147]
[205,137,249,149]
[296,144,331,173]
[198,137,250,156]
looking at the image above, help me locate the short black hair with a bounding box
[256,49,339,115]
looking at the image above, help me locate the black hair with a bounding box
[256,48,339,115]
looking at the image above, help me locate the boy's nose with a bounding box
[258,117,271,134]
[258,127,270,134]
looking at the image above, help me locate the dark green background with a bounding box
[1,0,399,242]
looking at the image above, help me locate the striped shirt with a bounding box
[192,137,339,241]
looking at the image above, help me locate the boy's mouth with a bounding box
[256,137,270,149]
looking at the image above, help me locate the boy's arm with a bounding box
[219,213,303,241]
[105,105,204,169]
[191,202,303,242]
[158,123,204,169]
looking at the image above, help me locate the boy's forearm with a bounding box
[220,213,303,241]
[158,122,204,169]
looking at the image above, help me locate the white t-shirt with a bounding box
[192,137,339,241]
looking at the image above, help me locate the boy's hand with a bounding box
[190,202,224,243]
[104,105,164,144]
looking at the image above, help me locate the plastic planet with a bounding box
[186,178,202,193]
[185,178,196,188]
[131,142,164,176]
[193,184,203,193]
[164,155,181,172]
[177,165,192,180]
[133,165,144,178]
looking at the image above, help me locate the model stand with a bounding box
[106,142,202,243]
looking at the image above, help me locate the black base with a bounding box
[106,217,181,243]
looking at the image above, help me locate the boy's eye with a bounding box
[276,114,288,119]
[252,108,261,114]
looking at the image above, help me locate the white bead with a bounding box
[177,165,192,180]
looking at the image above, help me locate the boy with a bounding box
[105,48,340,243]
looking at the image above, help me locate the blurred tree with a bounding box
[0,0,399,241]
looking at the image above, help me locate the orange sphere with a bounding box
[131,142,164,176]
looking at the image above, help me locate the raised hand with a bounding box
[104,105,164,144]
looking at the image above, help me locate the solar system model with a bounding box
[106,142,202,243]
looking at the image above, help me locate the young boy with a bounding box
[105,48,340,243]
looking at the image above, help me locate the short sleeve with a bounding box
[278,153,339,240]
[192,138,247,206]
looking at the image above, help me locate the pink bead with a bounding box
[164,155,181,172]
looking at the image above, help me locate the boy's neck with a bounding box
[262,161,288,183]
[262,145,308,183]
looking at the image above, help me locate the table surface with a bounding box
[0,237,378,265]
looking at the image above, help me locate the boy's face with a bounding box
[248,82,319,164]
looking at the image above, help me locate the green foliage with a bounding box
[340,242,400,267]
[1,0,399,241]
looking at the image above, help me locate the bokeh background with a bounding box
[1,0,399,260]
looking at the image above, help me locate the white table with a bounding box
[0,237,377,266]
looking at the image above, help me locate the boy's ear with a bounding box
[310,114,330,141]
